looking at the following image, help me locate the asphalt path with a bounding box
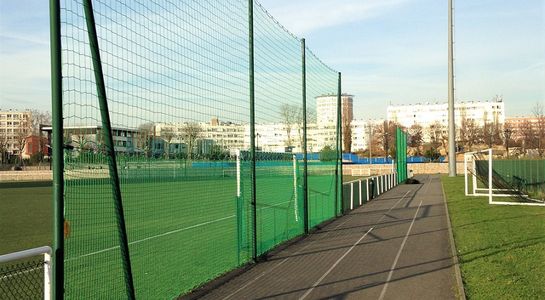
[198,174,459,300]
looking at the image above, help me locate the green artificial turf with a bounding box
[0,182,53,299]
[0,182,53,255]
[0,161,339,299]
[441,176,545,299]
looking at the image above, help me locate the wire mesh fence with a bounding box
[55,0,341,298]
[0,246,51,300]
[0,259,45,299]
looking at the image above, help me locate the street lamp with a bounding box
[367,123,372,163]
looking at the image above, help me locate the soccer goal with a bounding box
[464,149,545,206]
[0,246,52,299]
[235,150,301,220]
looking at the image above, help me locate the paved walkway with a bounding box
[199,175,460,300]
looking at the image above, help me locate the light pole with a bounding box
[368,122,372,163]
[448,0,456,176]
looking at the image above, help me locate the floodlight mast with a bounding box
[448,0,457,176]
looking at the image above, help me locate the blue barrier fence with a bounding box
[296,153,446,164]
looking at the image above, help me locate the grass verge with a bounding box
[441,176,545,299]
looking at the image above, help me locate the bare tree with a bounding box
[503,122,513,156]
[29,110,52,158]
[459,117,481,151]
[136,123,155,157]
[518,119,534,153]
[279,104,299,148]
[533,102,545,157]
[182,122,202,160]
[30,110,52,135]
[374,121,397,157]
[482,121,494,148]
[408,124,423,149]
[161,126,176,158]
[429,121,444,148]
[14,127,30,162]
[342,112,352,153]
[0,131,8,164]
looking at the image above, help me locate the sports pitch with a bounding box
[0,161,339,298]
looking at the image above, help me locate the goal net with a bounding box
[464,149,545,206]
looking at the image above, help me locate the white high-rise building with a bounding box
[316,94,353,126]
[149,94,359,155]
[0,109,32,157]
[350,119,385,152]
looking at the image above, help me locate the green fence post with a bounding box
[49,0,63,298]
[301,38,309,234]
[402,132,409,180]
[336,72,343,216]
[83,1,135,298]
[248,0,258,261]
[396,127,403,184]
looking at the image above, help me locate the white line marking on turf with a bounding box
[378,199,423,300]
[222,216,354,300]
[298,227,374,300]
[71,214,236,260]
[71,199,297,260]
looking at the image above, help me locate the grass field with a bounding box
[0,182,53,299]
[1,161,339,299]
[0,182,52,255]
[441,176,545,299]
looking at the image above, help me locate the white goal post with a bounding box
[0,246,52,300]
[464,149,545,206]
[234,150,301,220]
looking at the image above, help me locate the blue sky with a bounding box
[1,0,543,119]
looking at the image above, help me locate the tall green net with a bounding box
[491,159,545,200]
[474,157,545,201]
[395,127,408,183]
[56,0,340,298]
[306,50,341,226]
[252,2,305,255]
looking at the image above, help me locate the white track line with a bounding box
[299,227,374,300]
[376,190,412,224]
[378,199,423,300]
[222,216,355,300]
[297,189,413,300]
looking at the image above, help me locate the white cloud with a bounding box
[257,0,410,35]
